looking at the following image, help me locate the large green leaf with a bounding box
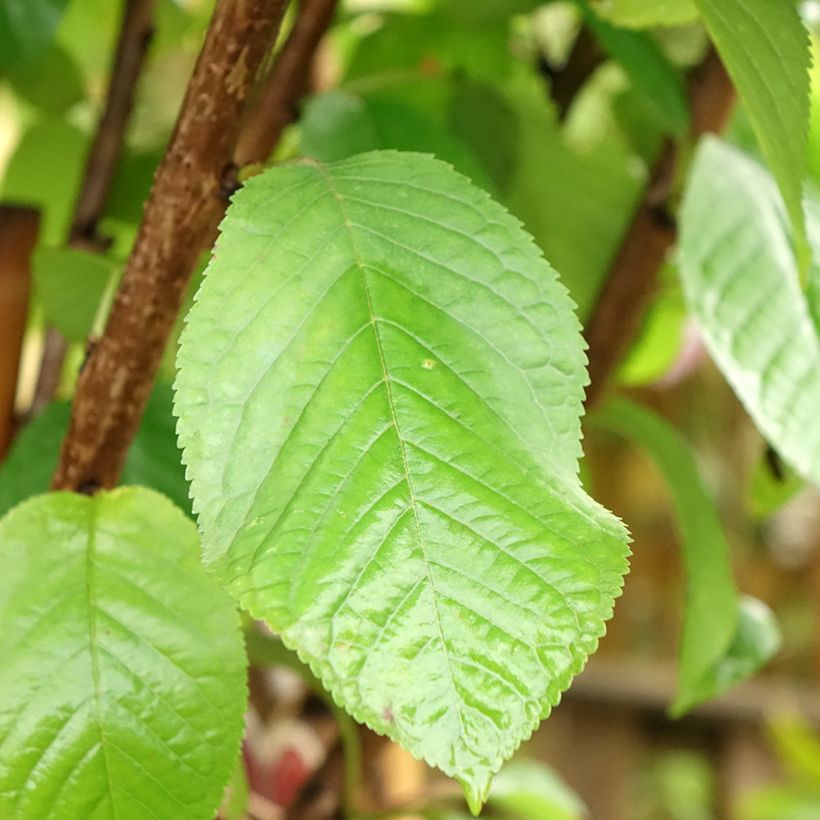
[693,0,810,269]
[0,0,70,70]
[0,386,191,517]
[175,151,629,808]
[679,137,820,487]
[0,488,247,819]
[594,398,780,715]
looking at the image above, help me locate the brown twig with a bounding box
[543,25,605,120]
[235,0,338,166]
[52,0,289,492]
[0,207,39,459]
[583,49,735,408]
[29,0,157,416]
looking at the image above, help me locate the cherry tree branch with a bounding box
[30,0,157,416]
[235,0,338,166]
[583,49,735,408]
[53,0,289,492]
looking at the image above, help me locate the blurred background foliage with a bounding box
[4,0,820,817]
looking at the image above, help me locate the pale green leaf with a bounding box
[33,247,117,342]
[0,0,70,70]
[594,397,780,715]
[679,137,820,487]
[175,151,629,808]
[0,386,191,517]
[591,0,698,28]
[0,488,247,819]
[693,0,811,269]
[490,760,586,820]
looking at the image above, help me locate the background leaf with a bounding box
[591,0,698,28]
[679,137,820,487]
[692,0,811,268]
[594,397,780,715]
[0,488,247,820]
[33,247,117,342]
[0,385,191,518]
[0,0,70,70]
[175,151,629,809]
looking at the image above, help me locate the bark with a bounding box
[0,207,39,459]
[30,0,157,416]
[235,0,338,166]
[53,0,289,492]
[583,49,735,408]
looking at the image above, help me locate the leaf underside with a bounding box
[0,488,247,820]
[679,138,820,487]
[175,151,629,808]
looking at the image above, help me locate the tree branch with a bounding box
[29,0,157,416]
[0,207,39,459]
[52,0,289,492]
[543,25,605,120]
[583,49,735,408]
[234,0,338,166]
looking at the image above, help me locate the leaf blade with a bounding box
[0,488,247,820]
[175,151,629,805]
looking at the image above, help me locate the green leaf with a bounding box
[0,386,191,518]
[0,0,70,70]
[5,42,85,114]
[175,150,629,808]
[679,137,820,487]
[489,760,586,820]
[692,0,811,272]
[581,3,689,136]
[746,450,804,520]
[0,119,88,246]
[33,247,117,342]
[0,488,247,819]
[594,397,780,715]
[300,89,494,192]
[591,0,699,28]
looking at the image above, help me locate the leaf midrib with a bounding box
[310,159,468,742]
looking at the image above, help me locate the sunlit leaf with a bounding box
[175,150,629,809]
[0,488,247,819]
[591,0,698,28]
[693,0,811,269]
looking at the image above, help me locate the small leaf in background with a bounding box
[490,760,586,819]
[746,449,804,520]
[175,150,629,809]
[0,0,70,70]
[594,398,780,716]
[679,138,820,488]
[300,88,493,191]
[0,385,190,518]
[219,754,250,820]
[581,3,690,136]
[33,247,117,342]
[0,118,88,245]
[591,0,699,28]
[4,42,85,115]
[0,488,247,820]
[692,0,811,271]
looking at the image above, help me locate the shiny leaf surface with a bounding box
[175,151,629,808]
[0,488,247,819]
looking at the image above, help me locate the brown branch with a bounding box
[234,0,338,166]
[52,0,289,493]
[583,49,735,408]
[0,207,39,459]
[29,0,157,417]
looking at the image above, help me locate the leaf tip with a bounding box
[460,775,492,816]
